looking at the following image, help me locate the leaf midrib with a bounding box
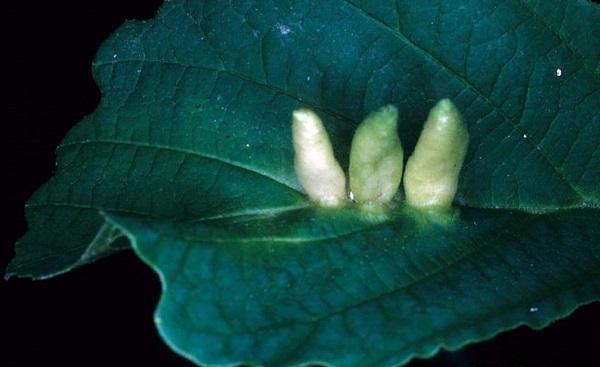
[153,207,600,337]
[145,209,592,338]
[123,204,600,365]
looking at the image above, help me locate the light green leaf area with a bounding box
[7,0,600,365]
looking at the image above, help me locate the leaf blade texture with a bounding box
[8,0,600,365]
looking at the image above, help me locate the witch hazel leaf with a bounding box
[7,0,600,366]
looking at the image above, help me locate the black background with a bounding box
[2,1,599,366]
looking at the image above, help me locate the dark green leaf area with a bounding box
[82,0,600,212]
[107,206,600,367]
[7,201,131,279]
[10,0,600,278]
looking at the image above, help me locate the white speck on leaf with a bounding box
[556,68,562,77]
[529,307,538,312]
[113,54,117,59]
[245,143,250,148]
[523,134,527,138]
[276,23,291,35]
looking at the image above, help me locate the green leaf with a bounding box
[106,206,600,366]
[8,0,600,365]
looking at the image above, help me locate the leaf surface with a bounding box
[107,206,600,366]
